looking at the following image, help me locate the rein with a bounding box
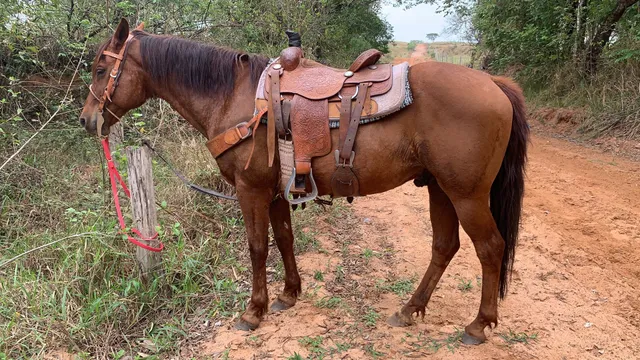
[101,137,164,252]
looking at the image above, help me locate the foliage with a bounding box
[426,32,439,42]
[397,0,640,138]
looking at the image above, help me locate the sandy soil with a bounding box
[185,129,640,359]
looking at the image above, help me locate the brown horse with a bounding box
[80,19,529,344]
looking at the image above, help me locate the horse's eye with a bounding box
[96,68,106,76]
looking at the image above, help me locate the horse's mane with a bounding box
[97,31,269,99]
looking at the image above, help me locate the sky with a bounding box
[379,3,453,42]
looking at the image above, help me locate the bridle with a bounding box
[89,26,139,137]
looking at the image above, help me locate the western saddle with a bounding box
[208,31,401,205]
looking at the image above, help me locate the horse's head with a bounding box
[80,18,147,136]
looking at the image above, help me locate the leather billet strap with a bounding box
[339,83,370,162]
[338,91,352,154]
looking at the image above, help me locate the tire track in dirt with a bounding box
[189,132,640,359]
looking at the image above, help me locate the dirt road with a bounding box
[190,130,640,359]
[392,43,430,66]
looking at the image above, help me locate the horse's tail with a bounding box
[490,76,530,299]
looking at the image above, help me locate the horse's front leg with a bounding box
[234,184,274,331]
[269,197,301,311]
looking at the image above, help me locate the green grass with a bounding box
[457,278,474,292]
[0,106,335,358]
[376,278,415,297]
[298,336,326,359]
[402,328,464,354]
[364,343,385,359]
[362,309,380,327]
[313,270,324,281]
[314,296,343,309]
[499,329,539,345]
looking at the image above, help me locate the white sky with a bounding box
[380,3,453,42]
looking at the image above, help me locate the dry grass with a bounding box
[526,61,640,139]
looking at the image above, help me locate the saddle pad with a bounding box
[255,61,412,127]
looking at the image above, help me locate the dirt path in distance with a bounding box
[393,43,430,66]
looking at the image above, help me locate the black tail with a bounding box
[490,76,530,299]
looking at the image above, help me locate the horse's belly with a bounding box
[309,118,423,197]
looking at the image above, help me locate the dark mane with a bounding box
[133,31,269,98]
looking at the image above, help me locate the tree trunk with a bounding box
[585,0,639,75]
[573,0,586,59]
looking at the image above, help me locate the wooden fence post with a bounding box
[125,145,163,280]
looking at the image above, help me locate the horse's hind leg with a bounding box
[269,197,302,311]
[388,180,460,326]
[452,196,504,344]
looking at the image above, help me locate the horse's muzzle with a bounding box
[79,112,110,136]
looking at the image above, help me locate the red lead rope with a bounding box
[101,138,164,252]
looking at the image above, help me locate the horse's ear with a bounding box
[112,18,130,49]
[238,53,249,62]
[135,22,145,31]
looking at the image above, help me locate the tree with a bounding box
[397,0,640,76]
[584,0,640,74]
[426,33,439,42]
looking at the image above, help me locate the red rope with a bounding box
[101,138,163,252]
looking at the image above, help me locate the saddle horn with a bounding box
[285,30,301,48]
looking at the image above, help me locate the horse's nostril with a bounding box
[79,117,86,127]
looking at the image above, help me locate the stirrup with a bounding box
[284,168,318,205]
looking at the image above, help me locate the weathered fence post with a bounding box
[125,145,163,280]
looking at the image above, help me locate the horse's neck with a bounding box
[147,66,257,140]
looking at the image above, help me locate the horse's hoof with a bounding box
[234,319,258,331]
[270,299,294,312]
[462,332,485,345]
[387,312,413,327]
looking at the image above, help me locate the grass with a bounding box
[376,278,415,297]
[314,296,343,309]
[298,336,326,359]
[499,329,539,345]
[362,309,380,327]
[457,278,474,292]
[402,328,464,355]
[364,343,385,359]
[0,100,334,358]
[296,336,352,360]
[313,270,324,281]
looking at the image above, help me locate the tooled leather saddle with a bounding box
[207,32,412,205]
